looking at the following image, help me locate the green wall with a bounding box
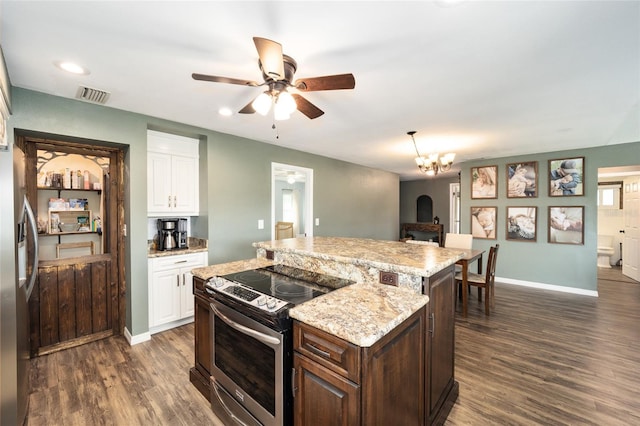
[6,87,399,339]
[452,144,639,292]
[400,173,460,233]
[389,147,629,290]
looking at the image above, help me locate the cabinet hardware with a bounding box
[177,274,180,287]
[168,196,171,208]
[429,313,435,335]
[175,260,188,264]
[306,343,331,358]
[173,195,177,208]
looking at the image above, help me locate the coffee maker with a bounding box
[157,218,188,251]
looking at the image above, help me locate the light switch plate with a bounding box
[258,219,264,230]
[315,218,319,226]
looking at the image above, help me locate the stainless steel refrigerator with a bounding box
[0,142,38,425]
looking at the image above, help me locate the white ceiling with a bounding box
[2,1,639,181]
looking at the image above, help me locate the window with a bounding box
[282,189,295,222]
[597,181,622,209]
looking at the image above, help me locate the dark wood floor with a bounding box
[28,267,639,425]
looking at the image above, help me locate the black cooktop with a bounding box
[219,265,354,306]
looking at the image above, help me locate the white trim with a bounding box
[271,162,313,240]
[149,317,194,335]
[449,182,460,234]
[497,276,599,297]
[124,327,151,346]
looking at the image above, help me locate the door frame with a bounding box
[15,130,126,343]
[271,162,313,240]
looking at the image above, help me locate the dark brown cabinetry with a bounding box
[423,264,458,424]
[190,276,212,399]
[293,309,426,426]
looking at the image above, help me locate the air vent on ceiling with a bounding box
[75,85,110,104]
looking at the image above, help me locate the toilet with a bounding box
[597,235,615,268]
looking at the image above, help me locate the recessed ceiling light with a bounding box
[54,61,90,75]
[218,107,233,117]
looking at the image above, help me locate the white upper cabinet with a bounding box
[147,130,199,216]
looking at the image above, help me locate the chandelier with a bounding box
[407,131,456,176]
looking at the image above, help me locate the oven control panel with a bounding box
[207,276,289,312]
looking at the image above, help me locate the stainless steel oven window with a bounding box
[210,301,285,426]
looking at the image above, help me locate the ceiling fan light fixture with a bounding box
[252,92,272,115]
[277,91,297,115]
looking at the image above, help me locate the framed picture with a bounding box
[471,207,497,239]
[507,161,537,198]
[506,207,537,241]
[549,157,584,197]
[471,166,497,199]
[548,206,584,245]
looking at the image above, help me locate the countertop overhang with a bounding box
[253,236,463,278]
[289,282,429,347]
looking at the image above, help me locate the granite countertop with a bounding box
[191,257,274,280]
[253,236,463,278]
[148,237,208,258]
[289,282,429,347]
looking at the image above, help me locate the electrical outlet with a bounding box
[315,218,320,226]
[379,271,398,286]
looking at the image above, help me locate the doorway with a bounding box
[271,163,313,240]
[16,130,126,355]
[597,166,640,282]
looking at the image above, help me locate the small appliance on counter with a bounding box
[157,218,188,251]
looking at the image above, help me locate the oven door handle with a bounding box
[211,304,281,346]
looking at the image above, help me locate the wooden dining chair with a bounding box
[455,244,499,315]
[275,221,294,240]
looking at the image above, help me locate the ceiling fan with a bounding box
[192,37,355,120]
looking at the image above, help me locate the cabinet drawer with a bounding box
[294,321,360,383]
[151,252,206,271]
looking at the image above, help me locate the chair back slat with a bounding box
[486,244,499,284]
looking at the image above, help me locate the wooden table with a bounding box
[455,249,485,316]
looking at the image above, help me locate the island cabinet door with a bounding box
[293,352,360,426]
[424,264,456,418]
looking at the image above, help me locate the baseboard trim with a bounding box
[497,276,599,297]
[124,327,151,346]
[149,317,194,336]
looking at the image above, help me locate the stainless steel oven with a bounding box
[206,265,353,426]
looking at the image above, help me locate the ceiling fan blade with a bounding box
[253,37,285,81]
[294,73,355,91]
[192,73,259,87]
[292,94,324,119]
[238,98,256,114]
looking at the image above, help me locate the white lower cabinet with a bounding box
[148,252,207,334]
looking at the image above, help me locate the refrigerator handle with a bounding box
[23,195,38,300]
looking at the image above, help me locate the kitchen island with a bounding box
[190,237,463,425]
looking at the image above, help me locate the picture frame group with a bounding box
[471,205,584,245]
